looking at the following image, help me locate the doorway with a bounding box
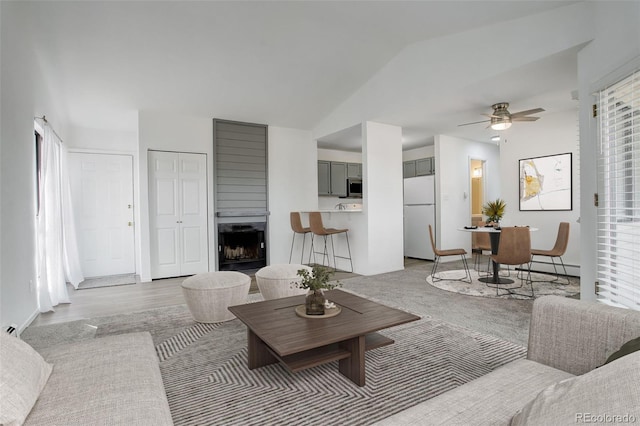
[470,159,485,226]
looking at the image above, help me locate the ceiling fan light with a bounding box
[490,116,512,130]
[491,122,511,130]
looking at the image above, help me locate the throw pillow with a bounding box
[510,350,640,425]
[0,333,53,425]
[603,336,640,365]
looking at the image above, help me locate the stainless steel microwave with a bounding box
[347,178,362,198]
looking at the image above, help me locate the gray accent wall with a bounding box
[213,120,268,217]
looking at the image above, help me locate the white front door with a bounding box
[149,151,208,279]
[69,153,135,277]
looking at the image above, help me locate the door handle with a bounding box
[128,222,133,227]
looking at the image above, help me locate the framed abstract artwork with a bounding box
[519,152,572,211]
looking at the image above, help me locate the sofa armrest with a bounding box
[527,296,640,375]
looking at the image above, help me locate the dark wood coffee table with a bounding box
[228,289,420,386]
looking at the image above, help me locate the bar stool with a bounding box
[289,212,311,264]
[308,211,353,273]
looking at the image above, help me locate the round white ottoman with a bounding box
[256,264,311,300]
[181,271,251,323]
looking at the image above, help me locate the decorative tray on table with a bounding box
[295,305,342,319]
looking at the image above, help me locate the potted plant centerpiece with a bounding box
[482,198,506,227]
[296,266,341,315]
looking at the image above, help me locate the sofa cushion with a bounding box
[23,332,173,425]
[0,333,53,426]
[373,359,573,425]
[511,351,640,425]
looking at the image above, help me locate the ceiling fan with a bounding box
[458,102,545,130]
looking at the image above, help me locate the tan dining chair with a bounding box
[308,212,353,272]
[429,225,471,283]
[289,212,311,264]
[489,227,533,297]
[530,222,570,285]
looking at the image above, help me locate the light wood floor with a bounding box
[29,265,368,327]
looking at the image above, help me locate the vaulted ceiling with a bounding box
[10,1,584,149]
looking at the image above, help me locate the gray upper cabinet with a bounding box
[317,161,331,195]
[347,162,362,178]
[404,157,435,178]
[330,162,347,197]
[318,160,361,196]
[415,157,432,176]
[403,161,417,178]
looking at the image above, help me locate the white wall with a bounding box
[577,2,640,301]
[136,112,319,279]
[0,3,70,331]
[268,127,317,264]
[137,111,214,281]
[67,126,137,152]
[435,135,500,257]
[498,108,581,276]
[403,145,434,162]
[317,148,362,163]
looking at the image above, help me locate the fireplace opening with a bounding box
[218,222,266,271]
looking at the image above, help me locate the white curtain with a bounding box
[36,122,84,312]
[59,147,84,288]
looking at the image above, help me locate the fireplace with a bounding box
[218,222,267,271]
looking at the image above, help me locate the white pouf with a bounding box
[181,271,251,323]
[255,264,311,300]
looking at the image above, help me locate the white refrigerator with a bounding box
[403,175,436,260]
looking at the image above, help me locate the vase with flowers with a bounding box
[482,198,506,227]
[296,266,341,315]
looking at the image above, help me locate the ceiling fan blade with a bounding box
[458,119,491,127]
[512,116,540,122]
[510,108,545,118]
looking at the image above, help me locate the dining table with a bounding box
[458,226,538,285]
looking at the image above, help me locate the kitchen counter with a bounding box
[297,210,364,273]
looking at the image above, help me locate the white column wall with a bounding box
[362,121,404,274]
[267,127,317,264]
[435,135,501,257]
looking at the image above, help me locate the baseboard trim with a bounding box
[19,308,41,337]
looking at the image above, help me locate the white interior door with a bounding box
[177,153,209,275]
[149,151,208,279]
[69,153,135,277]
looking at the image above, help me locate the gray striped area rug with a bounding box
[99,307,526,425]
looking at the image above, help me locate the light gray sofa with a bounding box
[375,296,640,425]
[17,332,173,425]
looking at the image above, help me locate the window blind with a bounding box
[596,68,640,310]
